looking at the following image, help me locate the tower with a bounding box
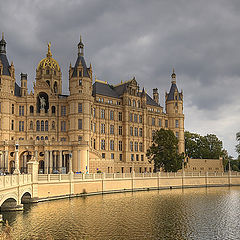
[20,73,27,97]
[153,88,159,104]
[165,68,184,153]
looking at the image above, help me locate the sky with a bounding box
[0,0,239,157]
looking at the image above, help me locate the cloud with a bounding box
[0,0,239,157]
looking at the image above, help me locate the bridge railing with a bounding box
[0,174,32,189]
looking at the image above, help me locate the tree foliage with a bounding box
[146,128,184,172]
[184,131,225,159]
[236,132,240,156]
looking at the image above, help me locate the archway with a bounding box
[20,151,32,174]
[9,161,15,174]
[37,92,49,113]
[21,192,32,204]
[39,160,45,174]
[0,197,23,211]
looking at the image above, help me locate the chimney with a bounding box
[153,88,159,104]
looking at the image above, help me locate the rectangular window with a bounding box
[61,106,66,116]
[101,123,105,134]
[19,106,24,116]
[11,120,14,131]
[176,132,179,138]
[134,127,138,136]
[152,118,155,126]
[130,126,133,136]
[78,103,82,113]
[78,136,82,142]
[93,123,96,132]
[136,154,139,161]
[139,115,142,123]
[141,155,144,161]
[130,141,133,152]
[134,142,138,152]
[131,154,134,161]
[93,108,96,118]
[158,119,162,127]
[139,128,143,137]
[78,119,82,129]
[134,114,138,123]
[19,121,24,131]
[118,112,122,121]
[110,140,114,150]
[110,125,114,134]
[101,139,105,150]
[110,110,114,120]
[102,153,105,158]
[111,153,114,159]
[119,141,123,151]
[175,120,179,128]
[165,120,168,128]
[12,104,14,114]
[61,121,66,132]
[101,109,105,119]
[119,154,123,161]
[129,113,133,122]
[139,142,143,152]
[79,79,82,86]
[119,126,122,135]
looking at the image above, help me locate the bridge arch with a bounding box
[21,191,32,204]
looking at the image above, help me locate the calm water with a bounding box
[1,187,240,240]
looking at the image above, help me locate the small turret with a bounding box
[0,33,6,54]
[20,73,27,96]
[78,35,84,56]
[153,88,159,104]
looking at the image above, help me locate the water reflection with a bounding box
[1,187,240,239]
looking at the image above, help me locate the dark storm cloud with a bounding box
[0,0,239,156]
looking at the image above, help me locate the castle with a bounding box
[0,33,184,174]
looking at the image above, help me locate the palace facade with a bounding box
[0,34,184,174]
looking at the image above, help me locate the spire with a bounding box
[171,67,176,84]
[0,32,6,54]
[78,35,84,56]
[46,42,52,58]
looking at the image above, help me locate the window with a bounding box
[134,114,138,123]
[12,104,14,114]
[36,120,40,131]
[19,106,24,116]
[118,112,122,121]
[93,139,96,149]
[165,120,168,128]
[141,155,144,161]
[130,127,133,136]
[61,106,66,116]
[101,139,105,150]
[19,121,24,131]
[46,69,49,75]
[52,106,56,115]
[60,137,66,142]
[78,136,82,142]
[102,153,105,158]
[61,121,66,132]
[101,109,105,119]
[110,125,114,134]
[129,113,133,122]
[111,153,114,159]
[110,110,114,120]
[139,142,143,152]
[134,127,138,136]
[101,123,105,134]
[110,140,114,150]
[78,119,83,130]
[41,120,44,131]
[36,136,39,141]
[136,154,139,161]
[79,70,82,77]
[52,121,55,130]
[176,132,179,138]
[79,79,82,86]
[30,121,33,130]
[30,105,34,114]
[158,119,162,127]
[134,142,138,152]
[137,101,141,108]
[130,141,133,152]
[131,154,134,161]
[78,103,82,113]
[93,123,96,132]
[139,115,142,123]
[175,120,179,128]
[119,154,123,161]
[93,108,96,118]
[133,100,136,107]
[11,120,14,130]
[128,99,131,106]
[45,121,48,131]
[152,118,155,126]
[118,126,122,135]
[152,130,155,139]
[139,128,143,137]
[119,141,123,151]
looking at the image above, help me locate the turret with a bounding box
[20,73,27,96]
[153,88,159,104]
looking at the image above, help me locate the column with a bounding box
[5,150,8,172]
[49,150,53,173]
[0,152,2,170]
[35,150,38,162]
[69,152,73,174]
[45,150,49,174]
[53,152,57,171]
[59,151,63,173]
[24,155,27,173]
[14,145,20,174]
[77,150,81,172]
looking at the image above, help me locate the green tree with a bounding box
[146,128,184,172]
[236,132,240,156]
[184,131,225,159]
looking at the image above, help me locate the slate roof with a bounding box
[72,55,89,78]
[14,82,21,97]
[0,53,10,76]
[146,94,159,106]
[93,81,119,98]
[166,82,182,101]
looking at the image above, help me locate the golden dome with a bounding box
[37,42,60,71]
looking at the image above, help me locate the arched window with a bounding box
[12,104,14,114]
[45,136,48,140]
[128,99,131,106]
[41,120,44,131]
[52,106,56,115]
[36,120,40,131]
[41,136,44,140]
[133,100,136,107]
[30,105,34,114]
[36,136,39,140]
[137,101,141,108]
[53,82,58,93]
[30,121,33,130]
[45,120,48,131]
[46,80,50,86]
